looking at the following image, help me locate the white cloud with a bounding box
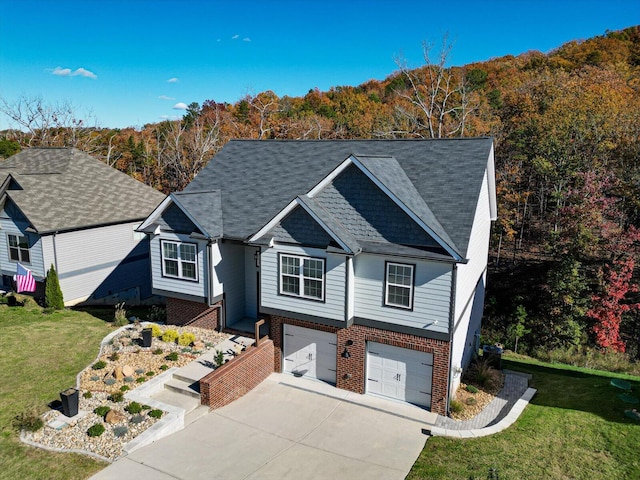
[173,102,188,110]
[232,34,239,40]
[243,37,251,42]
[51,66,97,79]
[167,77,179,83]
[159,95,175,100]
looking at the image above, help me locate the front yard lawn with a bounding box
[408,356,640,479]
[0,302,111,480]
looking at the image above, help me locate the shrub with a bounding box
[130,414,145,424]
[214,349,224,367]
[13,410,44,432]
[87,423,105,437]
[108,392,124,402]
[468,359,501,390]
[114,302,128,327]
[466,385,479,394]
[104,378,116,386]
[44,264,64,310]
[146,371,155,377]
[135,368,145,375]
[136,377,146,383]
[148,305,167,323]
[165,352,179,361]
[466,397,478,406]
[162,329,179,343]
[92,360,107,370]
[93,406,111,417]
[113,425,128,437]
[449,400,464,414]
[151,324,163,338]
[159,364,168,371]
[83,391,93,399]
[124,376,134,383]
[141,404,151,410]
[109,352,120,361]
[148,409,163,419]
[90,375,100,382]
[178,332,196,347]
[120,385,130,392]
[153,348,164,355]
[125,402,143,414]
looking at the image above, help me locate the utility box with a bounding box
[482,344,503,370]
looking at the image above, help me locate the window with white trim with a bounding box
[8,234,30,264]
[279,254,325,301]
[385,262,414,309]
[161,240,198,281]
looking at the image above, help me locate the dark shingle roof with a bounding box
[171,190,223,239]
[0,148,165,233]
[185,138,492,258]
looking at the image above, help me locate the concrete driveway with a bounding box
[90,373,435,480]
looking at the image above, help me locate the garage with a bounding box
[283,324,337,383]
[366,342,433,409]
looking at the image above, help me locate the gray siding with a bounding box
[353,253,452,335]
[0,201,45,279]
[215,242,245,325]
[50,222,152,304]
[150,231,208,300]
[261,245,346,322]
[244,247,259,318]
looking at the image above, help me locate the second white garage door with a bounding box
[283,324,337,383]
[366,342,433,409]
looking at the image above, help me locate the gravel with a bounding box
[22,323,230,462]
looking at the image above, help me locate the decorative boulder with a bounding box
[114,366,124,381]
[122,365,135,377]
[105,409,127,424]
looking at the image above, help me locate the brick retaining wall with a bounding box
[200,339,274,409]
[269,315,450,415]
[166,297,221,329]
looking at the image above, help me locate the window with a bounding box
[8,234,30,264]
[385,262,414,309]
[279,254,325,301]
[161,240,198,281]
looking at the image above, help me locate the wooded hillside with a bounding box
[2,26,640,362]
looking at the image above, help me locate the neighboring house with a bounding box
[0,147,166,305]
[138,138,496,414]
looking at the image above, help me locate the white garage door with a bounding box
[283,325,337,383]
[366,342,433,409]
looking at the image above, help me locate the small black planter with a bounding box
[60,388,79,417]
[142,328,152,348]
[482,345,503,370]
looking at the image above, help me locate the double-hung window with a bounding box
[385,262,414,309]
[8,234,30,264]
[279,254,325,301]
[161,240,198,281]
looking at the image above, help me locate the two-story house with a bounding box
[0,147,165,305]
[138,138,496,414]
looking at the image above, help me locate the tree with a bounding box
[393,36,479,138]
[507,305,529,353]
[0,137,21,158]
[45,264,64,310]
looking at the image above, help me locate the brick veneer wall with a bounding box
[269,315,451,415]
[200,339,274,409]
[166,297,221,329]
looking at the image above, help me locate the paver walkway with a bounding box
[435,370,532,430]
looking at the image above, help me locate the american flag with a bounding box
[15,263,36,293]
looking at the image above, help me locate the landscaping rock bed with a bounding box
[22,323,230,462]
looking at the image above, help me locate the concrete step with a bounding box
[151,387,201,414]
[164,378,201,399]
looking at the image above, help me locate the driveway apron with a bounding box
[90,373,430,480]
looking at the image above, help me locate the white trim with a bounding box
[487,144,498,221]
[351,156,463,261]
[307,156,353,197]
[385,262,414,309]
[160,239,199,281]
[279,253,325,301]
[137,195,172,231]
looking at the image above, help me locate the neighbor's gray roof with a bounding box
[184,138,493,258]
[0,148,165,234]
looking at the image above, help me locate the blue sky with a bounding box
[0,0,638,129]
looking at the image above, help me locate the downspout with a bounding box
[52,231,59,273]
[446,263,458,416]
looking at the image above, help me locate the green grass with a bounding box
[0,302,112,480]
[408,356,640,479]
